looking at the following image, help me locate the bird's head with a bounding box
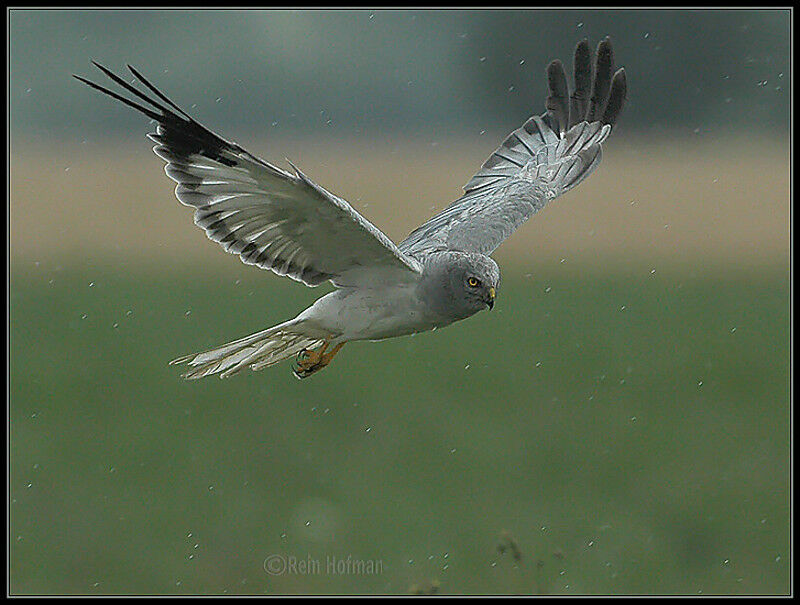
[421,251,500,320]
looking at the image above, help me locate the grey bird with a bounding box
[74,38,627,379]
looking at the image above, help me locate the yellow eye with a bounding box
[468,277,480,287]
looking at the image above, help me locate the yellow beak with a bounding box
[489,287,496,300]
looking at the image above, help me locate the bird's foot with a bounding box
[293,342,344,379]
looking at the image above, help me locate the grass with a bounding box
[9,260,790,594]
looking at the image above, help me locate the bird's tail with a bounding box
[170,319,325,380]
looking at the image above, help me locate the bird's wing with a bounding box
[399,38,627,258]
[74,64,422,287]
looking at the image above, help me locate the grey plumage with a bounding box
[75,38,627,379]
[75,63,421,288]
[399,37,626,258]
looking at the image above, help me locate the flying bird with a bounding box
[75,38,627,380]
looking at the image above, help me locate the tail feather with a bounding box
[170,320,324,379]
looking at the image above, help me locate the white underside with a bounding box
[296,282,446,343]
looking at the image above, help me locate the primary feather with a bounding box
[399,38,627,258]
[74,64,422,288]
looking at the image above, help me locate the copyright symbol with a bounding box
[263,554,286,576]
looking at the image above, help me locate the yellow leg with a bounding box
[297,341,328,369]
[320,343,344,365]
[294,341,345,379]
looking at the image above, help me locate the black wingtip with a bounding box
[602,67,627,127]
[587,39,615,122]
[568,39,594,127]
[596,38,614,67]
[73,66,163,122]
[547,59,564,78]
[545,59,569,133]
[125,63,193,120]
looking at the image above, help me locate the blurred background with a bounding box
[10,9,790,595]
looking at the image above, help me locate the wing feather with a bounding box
[400,38,626,257]
[75,64,422,287]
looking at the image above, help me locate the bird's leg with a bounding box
[293,341,345,379]
[297,341,328,368]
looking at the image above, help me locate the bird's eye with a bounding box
[468,277,480,287]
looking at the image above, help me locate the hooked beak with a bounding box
[486,286,496,310]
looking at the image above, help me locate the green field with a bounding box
[9,261,790,595]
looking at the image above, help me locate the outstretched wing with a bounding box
[74,64,422,287]
[399,38,627,257]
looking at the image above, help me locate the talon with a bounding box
[291,341,345,378]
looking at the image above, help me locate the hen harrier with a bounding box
[75,38,626,379]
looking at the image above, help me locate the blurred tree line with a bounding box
[10,9,789,141]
